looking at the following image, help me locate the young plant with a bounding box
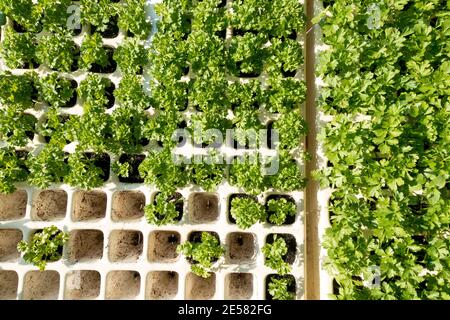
[80,0,116,32]
[37,0,72,32]
[144,192,182,226]
[268,152,306,192]
[37,31,76,72]
[0,27,36,69]
[233,104,264,147]
[79,33,109,71]
[267,198,296,225]
[191,0,227,33]
[190,111,232,146]
[150,33,188,82]
[268,276,295,300]
[117,0,151,39]
[0,147,28,194]
[114,75,151,111]
[265,78,306,113]
[64,107,113,152]
[177,232,225,278]
[230,197,266,229]
[0,108,36,147]
[38,73,75,108]
[0,72,35,108]
[78,74,112,108]
[273,111,308,150]
[187,30,226,74]
[64,152,105,190]
[262,235,292,275]
[114,38,148,75]
[188,160,225,192]
[26,141,69,189]
[111,106,148,154]
[17,226,68,271]
[0,0,41,32]
[228,155,268,195]
[138,148,188,194]
[266,38,303,76]
[227,33,267,77]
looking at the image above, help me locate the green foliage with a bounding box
[78,74,112,108]
[149,33,188,82]
[273,111,307,150]
[268,276,295,300]
[80,0,116,32]
[144,192,182,226]
[318,0,450,299]
[37,31,76,72]
[38,73,75,108]
[17,226,68,271]
[0,108,36,147]
[0,147,28,194]
[177,232,225,278]
[265,78,306,113]
[79,33,108,70]
[139,148,188,194]
[64,152,104,190]
[0,0,40,32]
[65,108,112,152]
[111,106,148,154]
[0,72,35,108]
[227,33,267,76]
[187,30,226,74]
[269,152,306,192]
[0,27,36,69]
[188,159,225,192]
[114,75,151,111]
[155,0,192,40]
[114,38,148,75]
[231,0,304,36]
[228,155,267,195]
[266,38,303,76]
[26,141,69,190]
[117,0,151,39]
[37,0,72,32]
[191,0,227,33]
[230,196,266,229]
[267,198,296,226]
[262,236,292,275]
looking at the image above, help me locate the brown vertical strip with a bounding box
[304,0,320,299]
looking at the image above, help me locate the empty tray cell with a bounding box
[106,271,140,300]
[108,230,143,262]
[189,193,219,223]
[145,271,178,300]
[225,273,253,300]
[0,229,23,262]
[0,190,27,221]
[0,270,18,299]
[72,190,107,221]
[226,232,256,264]
[32,189,67,221]
[185,272,216,300]
[112,191,145,221]
[23,270,60,300]
[67,230,104,263]
[148,230,180,262]
[65,270,101,300]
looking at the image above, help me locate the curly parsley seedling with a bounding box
[17,226,68,271]
[262,235,292,275]
[177,232,225,278]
